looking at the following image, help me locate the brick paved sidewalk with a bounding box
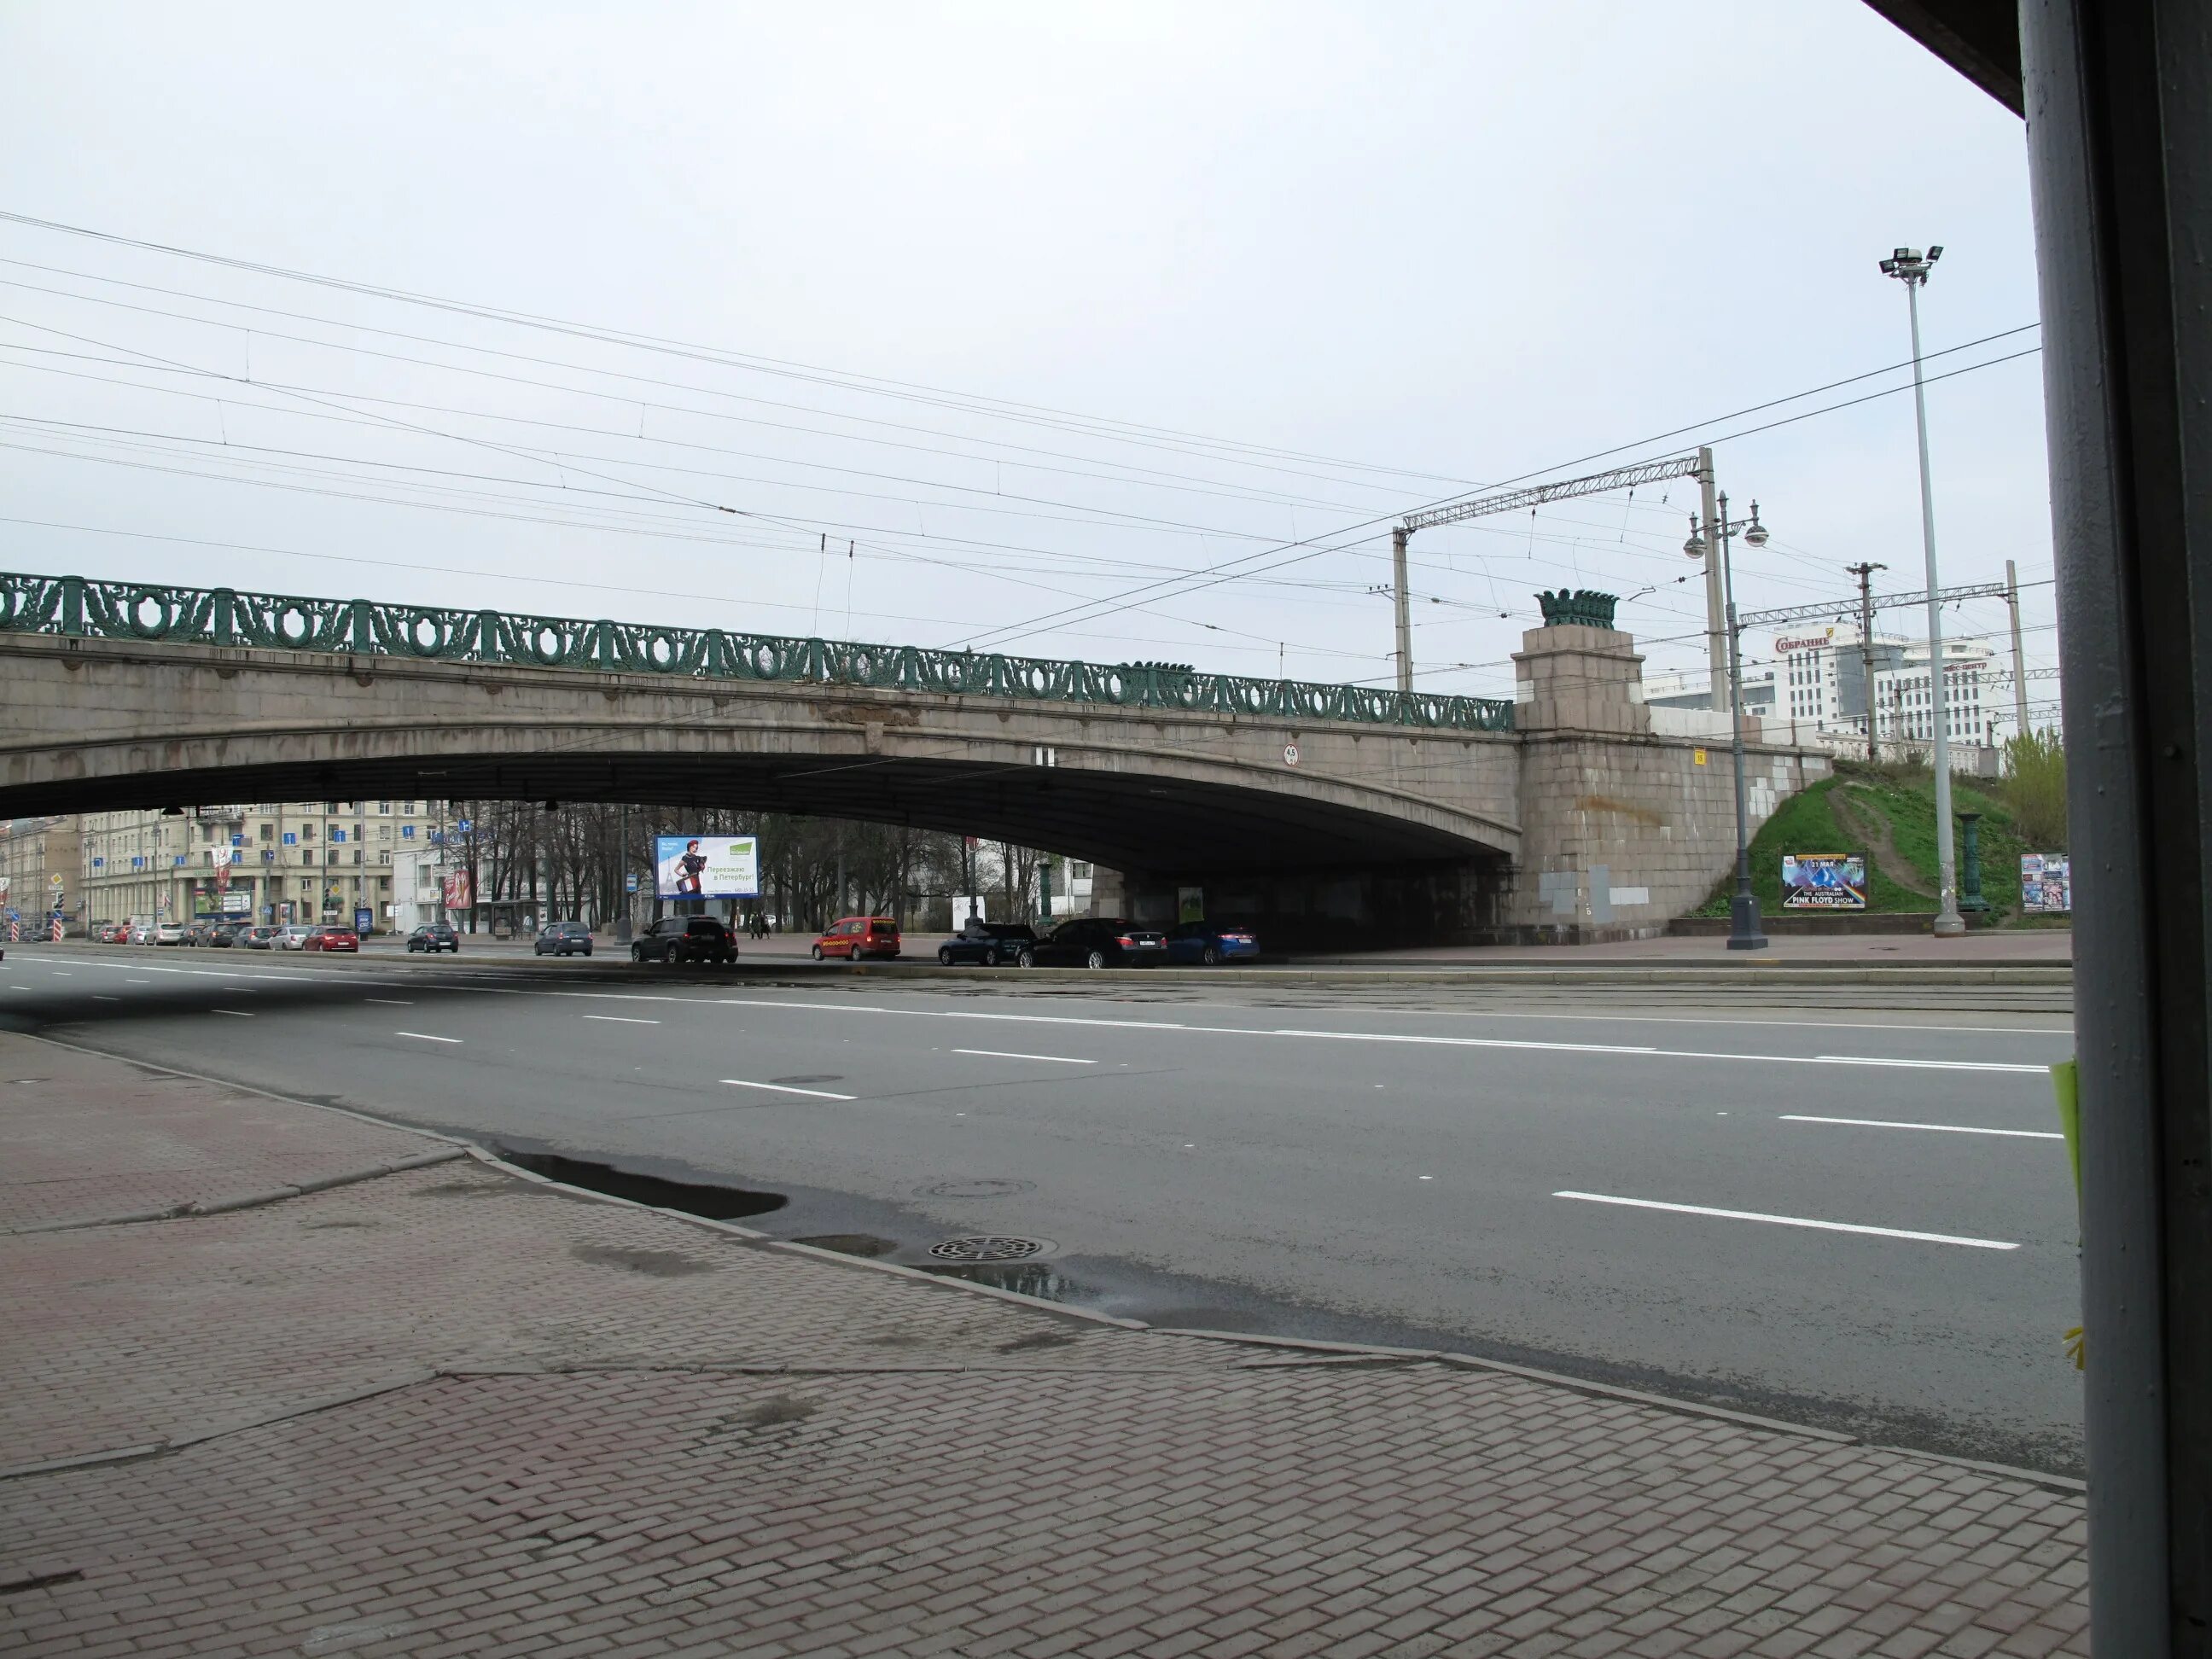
[0,1033,2090,1657]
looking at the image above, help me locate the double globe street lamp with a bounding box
[1685,493,1772,951]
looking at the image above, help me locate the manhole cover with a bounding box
[916,1179,1036,1199]
[927,1236,1055,1263]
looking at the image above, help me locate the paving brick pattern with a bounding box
[3,1160,1237,1467]
[0,1033,2091,1656]
[0,1044,434,1231]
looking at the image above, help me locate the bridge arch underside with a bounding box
[3,742,1515,946]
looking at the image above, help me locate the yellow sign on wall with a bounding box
[1693,748,1708,765]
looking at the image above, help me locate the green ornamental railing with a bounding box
[0,572,1515,732]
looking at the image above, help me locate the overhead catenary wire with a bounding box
[0,216,2054,684]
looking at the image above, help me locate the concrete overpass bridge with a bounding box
[0,571,1826,943]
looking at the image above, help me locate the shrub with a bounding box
[2000,729,2068,850]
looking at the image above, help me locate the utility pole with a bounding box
[1881,243,1963,935]
[1848,562,1887,763]
[1389,527,1412,694]
[1697,447,1728,713]
[2004,557,2031,738]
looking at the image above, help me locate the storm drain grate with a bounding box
[927,1235,1054,1263]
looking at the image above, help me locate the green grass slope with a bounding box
[1694,766,2051,919]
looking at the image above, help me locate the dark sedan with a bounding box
[935,920,1036,967]
[1164,919,1261,966]
[1016,917,1167,969]
[407,923,460,953]
[533,921,594,957]
[630,916,738,965]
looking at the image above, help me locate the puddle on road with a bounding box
[926,1260,1097,1306]
[789,1233,899,1258]
[497,1148,788,1221]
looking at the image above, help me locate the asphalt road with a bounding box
[1,943,2083,1474]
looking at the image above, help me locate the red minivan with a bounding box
[811,916,900,961]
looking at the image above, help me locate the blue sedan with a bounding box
[1164,920,1260,966]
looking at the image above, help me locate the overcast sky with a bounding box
[0,2,2050,709]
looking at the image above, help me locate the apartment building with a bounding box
[0,815,83,930]
[79,800,448,933]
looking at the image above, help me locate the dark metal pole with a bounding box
[2022,0,2210,1649]
[1719,493,1767,951]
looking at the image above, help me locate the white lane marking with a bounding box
[364,998,414,1006]
[1782,1114,2064,1140]
[952,1048,1096,1065]
[721,1077,857,1100]
[1389,1008,2072,1039]
[92,994,119,1002]
[49,972,70,977]
[1553,1190,2019,1250]
[1810,1055,2050,1074]
[187,970,244,979]
[125,978,151,983]
[210,1009,253,1017]
[583,1014,661,1025]
[1277,1025,1655,1057]
[395,1031,463,1044]
[702,997,2039,1070]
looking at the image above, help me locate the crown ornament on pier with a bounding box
[1535,589,1620,629]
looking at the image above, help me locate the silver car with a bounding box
[279,924,316,950]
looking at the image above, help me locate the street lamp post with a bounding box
[1879,243,1964,937]
[1685,492,1773,951]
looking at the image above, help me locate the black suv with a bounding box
[406,923,460,953]
[1017,917,1167,969]
[936,920,1037,967]
[631,916,738,965]
[533,921,595,958]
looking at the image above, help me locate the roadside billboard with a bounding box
[654,835,760,899]
[1780,853,1868,910]
[441,870,473,911]
[2021,853,2071,914]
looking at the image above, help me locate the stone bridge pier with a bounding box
[1102,616,1827,946]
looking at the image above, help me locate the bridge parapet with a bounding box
[0,571,1513,736]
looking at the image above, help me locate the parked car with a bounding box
[533,921,594,958]
[204,921,246,947]
[240,925,283,949]
[131,923,156,945]
[91,922,122,943]
[278,924,316,950]
[107,922,136,944]
[406,923,460,954]
[935,920,1036,967]
[179,918,224,946]
[1017,917,1167,969]
[630,916,738,965]
[301,926,358,952]
[153,923,185,946]
[1164,919,1261,967]
[812,916,901,961]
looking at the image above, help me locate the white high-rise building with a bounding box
[1771,624,1995,748]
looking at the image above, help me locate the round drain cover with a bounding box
[928,1235,1054,1263]
[917,1179,1035,1199]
